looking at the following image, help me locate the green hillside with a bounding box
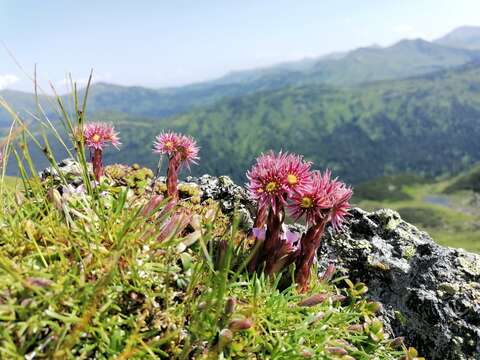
[7,62,480,188]
[104,62,480,184]
[353,166,480,253]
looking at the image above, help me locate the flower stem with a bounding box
[167,153,181,201]
[263,202,285,275]
[92,148,103,182]
[295,218,327,292]
[253,205,267,228]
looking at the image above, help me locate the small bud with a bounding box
[141,194,164,216]
[307,311,325,325]
[300,348,314,358]
[218,328,233,350]
[325,347,348,355]
[27,277,53,288]
[47,188,63,210]
[204,207,217,222]
[366,301,382,313]
[224,297,236,315]
[330,294,347,303]
[389,336,405,348]
[347,324,363,332]
[228,318,252,332]
[298,293,328,307]
[197,301,208,310]
[320,262,336,282]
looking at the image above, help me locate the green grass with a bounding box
[355,175,480,253]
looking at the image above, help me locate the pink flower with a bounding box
[329,181,353,231]
[282,153,312,194]
[83,122,121,150]
[153,131,199,168]
[246,152,288,213]
[288,170,334,224]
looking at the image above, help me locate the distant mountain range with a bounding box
[435,25,480,50]
[2,26,480,184]
[2,26,480,124]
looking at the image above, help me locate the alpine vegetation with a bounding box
[0,87,422,359]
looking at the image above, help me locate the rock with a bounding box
[39,158,90,184]
[320,208,480,360]
[185,174,255,230]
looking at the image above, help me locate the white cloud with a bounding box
[0,74,19,90]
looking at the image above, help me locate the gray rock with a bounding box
[185,174,255,230]
[320,208,480,360]
[39,158,91,190]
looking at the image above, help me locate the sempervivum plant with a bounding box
[82,122,121,181]
[153,131,199,201]
[246,151,312,274]
[247,151,352,290]
[289,170,352,292]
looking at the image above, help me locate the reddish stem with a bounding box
[167,153,181,201]
[92,148,103,181]
[295,218,327,292]
[253,205,268,228]
[263,201,285,275]
[246,205,268,273]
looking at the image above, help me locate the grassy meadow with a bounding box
[354,172,480,253]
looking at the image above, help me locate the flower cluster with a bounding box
[153,132,199,169]
[82,122,121,181]
[153,131,200,200]
[246,151,352,291]
[247,152,311,214]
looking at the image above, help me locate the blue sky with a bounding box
[1,0,479,92]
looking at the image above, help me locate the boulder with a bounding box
[320,208,480,360]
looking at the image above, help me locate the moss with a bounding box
[376,209,402,231]
[394,310,408,326]
[402,245,416,259]
[105,164,154,195]
[458,256,480,276]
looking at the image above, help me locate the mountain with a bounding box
[6,62,480,184]
[211,39,480,86]
[95,62,480,185]
[435,26,480,50]
[3,28,480,127]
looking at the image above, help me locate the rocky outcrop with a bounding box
[320,208,480,360]
[190,175,480,360]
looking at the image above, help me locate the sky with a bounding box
[1,0,479,92]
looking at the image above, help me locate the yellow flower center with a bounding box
[92,134,101,142]
[165,141,173,149]
[301,196,313,208]
[265,181,278,193]
[287,173,298,185]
